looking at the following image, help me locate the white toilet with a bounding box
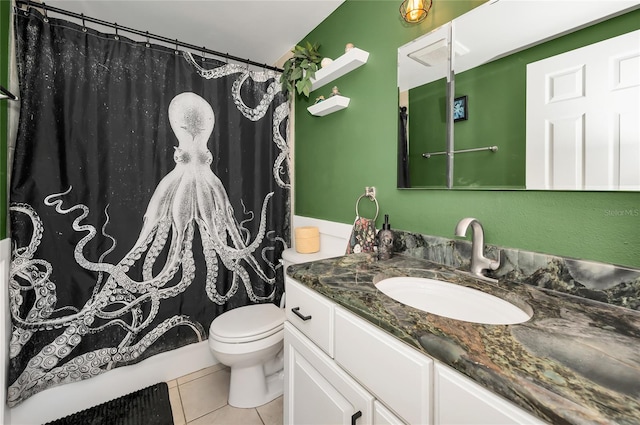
[208,302,286,408]
[207,245,342,408]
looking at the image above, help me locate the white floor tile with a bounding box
[171,366,283,425]
[168,385,186,425]
[180,368,231,422]
[187,404,264,425]
[256,396,283,425]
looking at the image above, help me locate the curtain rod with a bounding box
[14,0,284,73]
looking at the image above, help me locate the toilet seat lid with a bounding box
[209,303,285,343]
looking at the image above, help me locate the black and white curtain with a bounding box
[8,9,290,406]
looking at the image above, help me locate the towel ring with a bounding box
[355,194,379,221]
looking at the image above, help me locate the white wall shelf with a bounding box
[307,95,350,117]
[310,47,369,91]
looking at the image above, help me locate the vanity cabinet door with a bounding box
[284,322,373,425]
[334,306,433,425]
[374,401,407,425]
[434,363,548,425]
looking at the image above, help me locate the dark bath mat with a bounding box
[45,382,173,425]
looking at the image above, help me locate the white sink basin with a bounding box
[375,277,531,325]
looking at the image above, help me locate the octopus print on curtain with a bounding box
[8,9,290,406]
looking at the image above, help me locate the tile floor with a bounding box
[167,364,283,425]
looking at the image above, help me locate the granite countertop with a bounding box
[286,253,640,425]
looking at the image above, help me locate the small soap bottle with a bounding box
[377,214,395,260]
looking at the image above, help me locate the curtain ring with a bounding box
[81,13,87,32]
[175,39,179,55]
[42,3,49,22]
[24,0,31,16]
[201,47,206,62]
[114,23,119,40]
[145,31,150,48]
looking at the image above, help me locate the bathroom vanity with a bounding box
[283,254,640,425]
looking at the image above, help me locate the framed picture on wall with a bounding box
[453,95,468,122]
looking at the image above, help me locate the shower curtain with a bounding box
[7,9,290,406]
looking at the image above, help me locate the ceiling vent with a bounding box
[408,38,470,67]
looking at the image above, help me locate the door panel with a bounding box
[527,30,640,190]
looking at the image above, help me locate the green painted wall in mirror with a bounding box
[407,78,447,188]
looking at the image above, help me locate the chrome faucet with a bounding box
[454,218,500,278]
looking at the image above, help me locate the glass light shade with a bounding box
[400,0,432,24]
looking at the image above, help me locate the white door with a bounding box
[526,30,640,190]
[284,324,373,425]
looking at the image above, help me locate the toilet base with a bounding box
[210,328,284,409]
[228,364,284,408]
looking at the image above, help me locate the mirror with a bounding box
[398,23,451,188]
[398,0,640,190]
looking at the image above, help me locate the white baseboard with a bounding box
[9,340,216,425]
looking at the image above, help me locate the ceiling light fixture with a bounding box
[400,0,432,24]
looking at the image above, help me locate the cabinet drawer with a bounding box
[285,277,334,356]
[335,306,433,425]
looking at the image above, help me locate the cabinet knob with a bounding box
[291,307,312,321]
[351,410,362,425]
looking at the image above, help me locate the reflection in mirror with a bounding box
[526,29,640,190]
[398,24,451,188]
[398,0,640,190]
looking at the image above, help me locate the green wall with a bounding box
[294,0,640,268]
[1,0,9,239]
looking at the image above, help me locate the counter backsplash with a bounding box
[393,230,640,311]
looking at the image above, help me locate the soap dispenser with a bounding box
[377,214,395,260]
